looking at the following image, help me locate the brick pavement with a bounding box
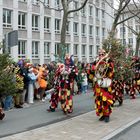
[1,98,140,140]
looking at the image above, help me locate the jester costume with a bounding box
[124,58,140,99]
[47,63,73,114]
[91,57,114,122]
[112,80,124,106]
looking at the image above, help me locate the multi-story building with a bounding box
[116,4,140,56]
[0,0,113,64]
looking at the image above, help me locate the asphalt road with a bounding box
[0,91,94,138]
[111,121,140,140]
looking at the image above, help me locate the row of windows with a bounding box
[120,25,140,34]
[17,41,94,58]
[18,0,105,18]
[3,9,106,36]
[120,38,133,46]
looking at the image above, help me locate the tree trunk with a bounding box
[60,13,68,46]
[109,23,117,39]
[59,12,68,62]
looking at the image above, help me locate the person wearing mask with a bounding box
[91,49,114,123]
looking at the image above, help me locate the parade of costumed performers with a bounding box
[90,48,114,123]
[129,56,140,97]
[103,39,137,101]
[47,54,78,114]
[102,39,127,106]
[100,38,137,107]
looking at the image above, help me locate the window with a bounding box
[121,39,126,45]
[44,0,49,6]
[32,15,39,30]
[32,41,39,58]
[74,1,78,9]
[44,42,50,57]
[81,5,86,16]
[128,26,133,33]
[102,10,105,18]
[81,24,86,36]
[55,43,60,55]
[66,21,70,34]
[73,44,78,56]
[120,27,125,34]
[89,25,93,37]
[82,45,86,57]
[120,26,125,38]
[3,9,12,27]
[89,5,93,16]
[96,45,99,54]
[96,8,99,18]
[89,45,93,57]
[135,17,140,24]
[102,28,105,37]
[55,0,60,8]
[73,22,78,35]
[74,1,78,15]
[55,19,60,33]
[136,25,140,32]
[96,27,99,36]
[128,38,133,45]
[32,0,39,5]
[18,12,26,29]
[18,41,26,58]
[44,17,50,32]
[127,19,133,26]
[102,1,105,8]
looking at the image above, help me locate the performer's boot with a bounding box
[104,116,110,123]
[99,116,105,121]
[0,112,5,120]
[119,99,123,106]
[47,107,55,112]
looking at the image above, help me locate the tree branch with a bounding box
[117,11,140,26]
[67,0,88,15]
[38,0,63,11]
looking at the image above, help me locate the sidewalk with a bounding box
[1,98,140,140]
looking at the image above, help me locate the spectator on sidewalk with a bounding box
[13,66,24,108]
[28,67,39,104]
[81,69,88,94]
[38,67,47,101]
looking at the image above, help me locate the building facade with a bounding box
[0,0,113,64]
[116,4,140,56]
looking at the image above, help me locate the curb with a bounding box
[101,117,140,140]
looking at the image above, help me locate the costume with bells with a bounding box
[47,63,73,114]
[91,49,114,122]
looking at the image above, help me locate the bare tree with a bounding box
[104,0,140,56]
[124,1,140,56]
[39,0,88,61]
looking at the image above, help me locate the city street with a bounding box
[111,121,140,140]
[0,91,93,138]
